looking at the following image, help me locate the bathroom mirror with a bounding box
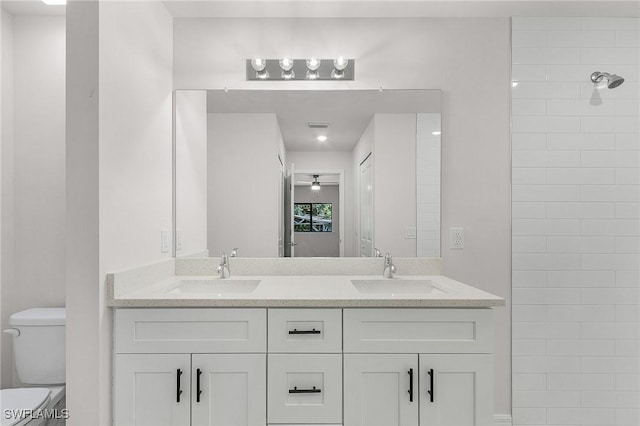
[174,89,441,259]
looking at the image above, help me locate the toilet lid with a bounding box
[0,388,51,426]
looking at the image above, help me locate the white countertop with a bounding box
[108,274,505,308]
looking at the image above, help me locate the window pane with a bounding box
[294,203,311,232]
[312,203,332,232]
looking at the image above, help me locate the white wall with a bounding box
[511,17,640,426]
[175,90,208,257]
[0,13,66,388]
[66,1,173,424]
[207,113,281,257]
[173,17,511,415]
[374,114,417,257]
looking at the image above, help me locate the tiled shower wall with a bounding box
[512,17,639,426]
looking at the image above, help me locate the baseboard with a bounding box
[495,414,513,426]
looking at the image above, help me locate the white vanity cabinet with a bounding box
[114,309,267,426]
[343,309,495,426]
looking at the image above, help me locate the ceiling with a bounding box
[1,0,65,16]
[206,89,441,152]
[164,1,640,18]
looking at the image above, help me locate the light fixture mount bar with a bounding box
[246,59,354,81]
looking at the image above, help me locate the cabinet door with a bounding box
[115,354,191,426]
[419,354,493,426]
[344,354,418,426]
[191,354,266,426]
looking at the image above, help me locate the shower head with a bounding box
[591,71,625,89]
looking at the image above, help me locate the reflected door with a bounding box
[359,154,374,257]
[284,165,296,257]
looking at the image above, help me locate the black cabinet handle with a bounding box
[408,368,414,402]
[427,368,434,402]
[176,369,183,403]
[288,328,321,335]
[289,386,322,394]
[196,368,203,403]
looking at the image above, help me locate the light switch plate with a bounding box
[161,229,170,253]
[405,226,417,239]
[450,227,464,249]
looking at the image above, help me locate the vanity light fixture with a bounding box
[311,175,321,191]
[246,58,354,81]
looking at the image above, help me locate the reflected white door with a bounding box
[284,165,296,257]
[359,154,374,257]
[277,156,285,257]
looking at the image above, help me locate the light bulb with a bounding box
[306,57,321,71]
[317,135,328,142]
[279,57,294,71]
[306,70,319,80]
[311,182,321,191]
[432,130,441,136]
[250,57,266,72]
[331,69,344,79]
[281,70,295,80]
[333,57,348,71]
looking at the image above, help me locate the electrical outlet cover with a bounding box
[450,227,464,249]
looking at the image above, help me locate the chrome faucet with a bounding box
[230,248,239,258]
[373,247,382,258]
[383,253,397,278]
[217,252,230,278]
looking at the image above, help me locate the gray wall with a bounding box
[294,185,340,257]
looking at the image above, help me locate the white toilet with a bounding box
[2,308,66,426]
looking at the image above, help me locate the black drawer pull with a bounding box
[196,368,203,403]
[288,328,321,335]
[427,368,434,402]
[176,369,183,403]
[408,368,414,402]
[289,386,322,394]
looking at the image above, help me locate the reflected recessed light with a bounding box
[432,130,441,136]
[42,0,66,4]
[512,81,519,87]
[317,135,328,142]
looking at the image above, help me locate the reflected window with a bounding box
[294,203,332,232]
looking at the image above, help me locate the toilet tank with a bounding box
[9,308,65,385]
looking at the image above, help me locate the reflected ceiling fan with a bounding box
[296,174,322,191]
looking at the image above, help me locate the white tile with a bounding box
[547,133,615,150]
[582,48,639,64]
[512,407,547,425]
[512,287,581,304]
[578,408,616,425]
[581,288,640,305]
[581,116,640,134]
[547,168,614,184]
[581,185,639,202]
[615,100,640,116]
[547,202,615,219]
[512,356,581,374]
[548,30,615,47]
[514,150,581,167]
[514,253,581,270]
[513,236,547,253]
[616,270,640,287]
[616,202,640,218]
[615,305,640,321]
[616,236,640,253]
[547,339,615,356]
[512,64,547,82]
[513,390,581,408]
[616,342,640,358]
[547,270,615,287]
[513,305,548,322]
[513,30,548,47]
[513,168,546,184]
[515,47,582,64]
[513,201,547,219]
[615,134,640,150]
[581,323,639,340]
[513,270,548,287]
[546,236,615,254]
[514,17,581,31]
[582,357,640,375]
[513,339,547,356]
[615,169,639,184]
[547,373,582,390]
[513,373,547,390]
[617,408,640,426]
[579,375,616,391]
[513,218,581,236]
[513,82,581,99]
[512,99,546,116]
[616,31,640,47]
[547,99,615,116]
[547,305,616,322]
[547,64,639,82]
[581,151,639,168]
[580,82,640,99]
[513,116,581,133]
[581,17,640,31]
[512,133,547,151]
[581,391,640,408]
[546,408,582,424]
[582,218,640,236]
[514,185,581,202]
[582,254,640,271]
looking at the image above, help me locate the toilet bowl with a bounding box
[2,308,66,426]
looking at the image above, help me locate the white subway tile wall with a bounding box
[512,17,640,426]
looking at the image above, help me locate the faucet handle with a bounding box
[374,248,382,257]
[230,248,239,258]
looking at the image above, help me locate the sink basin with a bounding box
[351,279,445,294]
[166,279,261,295]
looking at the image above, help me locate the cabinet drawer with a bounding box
[114,308,266,353]
[343,308,493,353]
[268,354,342,424]
[268,309,341,353]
